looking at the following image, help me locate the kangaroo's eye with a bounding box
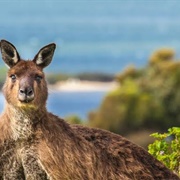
[10,74,16,82]
[35,75,43,82]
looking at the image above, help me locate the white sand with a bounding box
[48,78,118,92]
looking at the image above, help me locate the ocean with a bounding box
[1,0,180,118]
[1,1,180,74]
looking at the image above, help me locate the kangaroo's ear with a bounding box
[33,43,56,68]
[0,40,20,68]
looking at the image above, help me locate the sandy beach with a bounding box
[48,78,118,92]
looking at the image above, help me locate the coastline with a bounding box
[48,79,118,92]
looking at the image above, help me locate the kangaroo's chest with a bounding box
[9,115,49,179]
[0,138,48,180]
[19,139,49,180]
[0,140,24,180]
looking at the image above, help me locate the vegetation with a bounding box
[46,72,114,84]
[88,48,180,136]
[75,72,114,82]
[0,67,7,88]
[148,127,180,176]
[46,73,70,84]
[65,115,84,125]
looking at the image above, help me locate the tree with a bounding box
[88,49,180,136]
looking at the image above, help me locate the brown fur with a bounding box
[0,40,179,180]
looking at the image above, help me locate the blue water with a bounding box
[0,91,106,119]
[1,1,180,74]
[48,91,106,119]
[1,0,180,117]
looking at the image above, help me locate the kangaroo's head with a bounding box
[0,40,56,110]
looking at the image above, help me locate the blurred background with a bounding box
[0,0,180,148]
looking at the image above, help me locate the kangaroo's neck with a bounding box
[4,104,47,141]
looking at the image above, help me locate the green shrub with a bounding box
[88,49,180,135]
[148,127,180,176]
[149,48,175,65]
[65,115,83,125]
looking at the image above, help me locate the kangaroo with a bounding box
[0,40,179,180]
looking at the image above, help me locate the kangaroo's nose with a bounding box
[18,86,34,102]
[19,87,33,96]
